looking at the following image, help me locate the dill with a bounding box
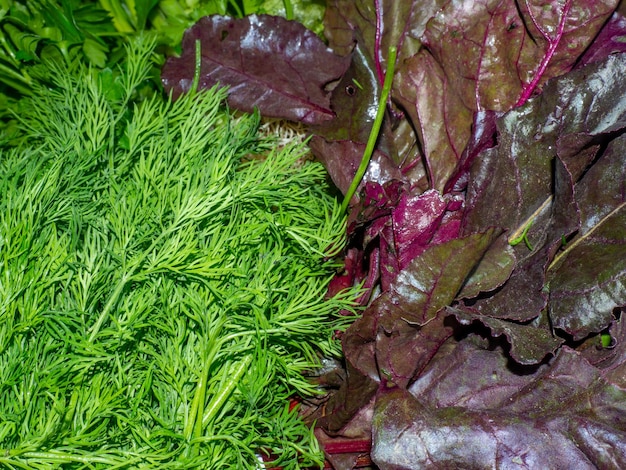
[0,35,354,469]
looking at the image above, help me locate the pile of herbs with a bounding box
[162,0,626,468]
[0,34,358,469]
[0,0,325,105]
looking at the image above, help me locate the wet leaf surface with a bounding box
[161,15,350,124]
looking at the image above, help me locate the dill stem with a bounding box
[283,0,294,20]
[191,39,201,94]
[4,451,129,465]
[88,214,190,343]
[184,355,252,458]
[184,352,211,454]
[202,355,252,427]
[340,45,397,214]
[87,272,133,343]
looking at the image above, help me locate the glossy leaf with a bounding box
[422,0,618,111]
[395,52,473,192]
[374,343,626,469]
[385,228,498,325]
[323,0,442,72]
[548,134,626,339]
[456,234,516,300]
[575,11,626,67]
[161,15,350,124]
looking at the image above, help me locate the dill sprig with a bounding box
[0,35,355,469]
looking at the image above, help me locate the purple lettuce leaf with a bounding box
[576,11,626,68]
[161,15,350,125]
[373,342,626,469]
[323,0,444,78]
[391,0,617,194]
[383,228,499,325]
[547,133,626,340]
[308,39,423,178]
[444,109,501,194]
[421,0,618,111]
[315,358,379,435]
[456,233,516,300]
[598,309,626,387]
[375,310,454,389]
[309,41,382,144]
[458,246,551,323]
[318,30,626,456]
[448,307,564,365]
[460,53,626,353]
[394,52,474,192]
[322,229,500,426]
[390,189,448,271]
[312,0,617,220]
[314,0,449,195]
[574,310,624,369]
[309,137,405,204]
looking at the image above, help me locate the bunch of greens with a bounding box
[0,35,355,469]
[0,0,325,105]
[162,1,626,467]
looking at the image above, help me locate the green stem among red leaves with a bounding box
[340,45,397,214]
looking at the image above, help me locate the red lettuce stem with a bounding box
[515,0,572,107]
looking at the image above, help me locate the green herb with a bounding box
[0,0,326,102]
[0,35,354,469]
[351,78,364,90]
[508,218,534,251]
[341,46,397,213]
[600,333,613,348]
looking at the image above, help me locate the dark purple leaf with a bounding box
[309,41,381,144]
[341,306,380,385]
[577,11,626,68]
[461,122,553,242]
[385,228,499,325]
[457,156,577,329]
[600,309,626,387]
[375,310,454,388]
[309,137,404,200]
[161,15,350,125]
[422,0,618,111]
[463,246,550,322]
[358,180,404,229]
[444,110,501,194]
[449,307,564,364]
[373,343,626,469]
[325,230,498,429]
[394,52,473,192]
[315,424,373,470]
[316,358,379,435]
[428,198,463,246]
[392,0,617,192]
[456,233,516,300]
[547,134,626,340]
[310,42,421,183]
[391,189,448,270]
[461,53,626,330]
[576,312,625,369]
[323,0,444,77]
[544,155,581,259]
